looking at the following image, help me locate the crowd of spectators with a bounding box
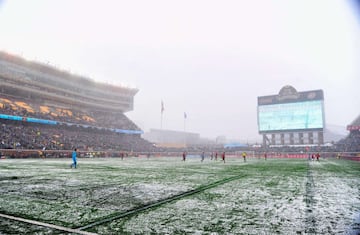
[0,96,140,131]
[0,120,154,152]
[336,130,360,152]
[0,95,153,152]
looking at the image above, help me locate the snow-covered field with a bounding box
[0,156,359,234]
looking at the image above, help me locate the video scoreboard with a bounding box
[257,88,324,134]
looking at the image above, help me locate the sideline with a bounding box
[0,213,98,235]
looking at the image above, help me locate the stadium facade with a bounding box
[0,51,153,152]
[257,85,325,147]
[0,51,137,113]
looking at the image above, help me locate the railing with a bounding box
[1,149,359,161]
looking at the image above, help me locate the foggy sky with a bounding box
[0,0,359,142]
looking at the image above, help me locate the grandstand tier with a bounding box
[0,51,137,112]
[338,114,360,152]
[0,51,155,152]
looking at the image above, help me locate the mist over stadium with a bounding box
[0,0,359,142]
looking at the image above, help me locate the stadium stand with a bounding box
[0,52,358,158]
[336,114,360,152]
[0,51,155,153]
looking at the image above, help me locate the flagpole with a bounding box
[161,112,163,129]
[184,115,186,132]
[183,112,187,147]
[161,100,164,129]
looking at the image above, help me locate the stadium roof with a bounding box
[0,51,138,94]
[350,114,360,125]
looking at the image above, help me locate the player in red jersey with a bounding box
[182,151,187,161]
[221,152,225,163]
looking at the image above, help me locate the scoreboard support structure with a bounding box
[262,131,324,147]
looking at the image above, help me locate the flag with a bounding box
[161,100,164,114]
[184,112,187,119]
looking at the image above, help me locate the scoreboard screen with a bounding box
[258,100,324,133]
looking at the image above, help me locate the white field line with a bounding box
[0,213,98,235]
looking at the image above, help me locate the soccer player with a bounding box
[70,148,78,169]
[182,151,187,161]
[242,152,247,162]
[264,152,267,160]
[221,152,225,163]
[201,152,205,162]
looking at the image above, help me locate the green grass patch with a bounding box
[0,157,359,234]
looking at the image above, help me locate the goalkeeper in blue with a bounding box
[70,148,78,169]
